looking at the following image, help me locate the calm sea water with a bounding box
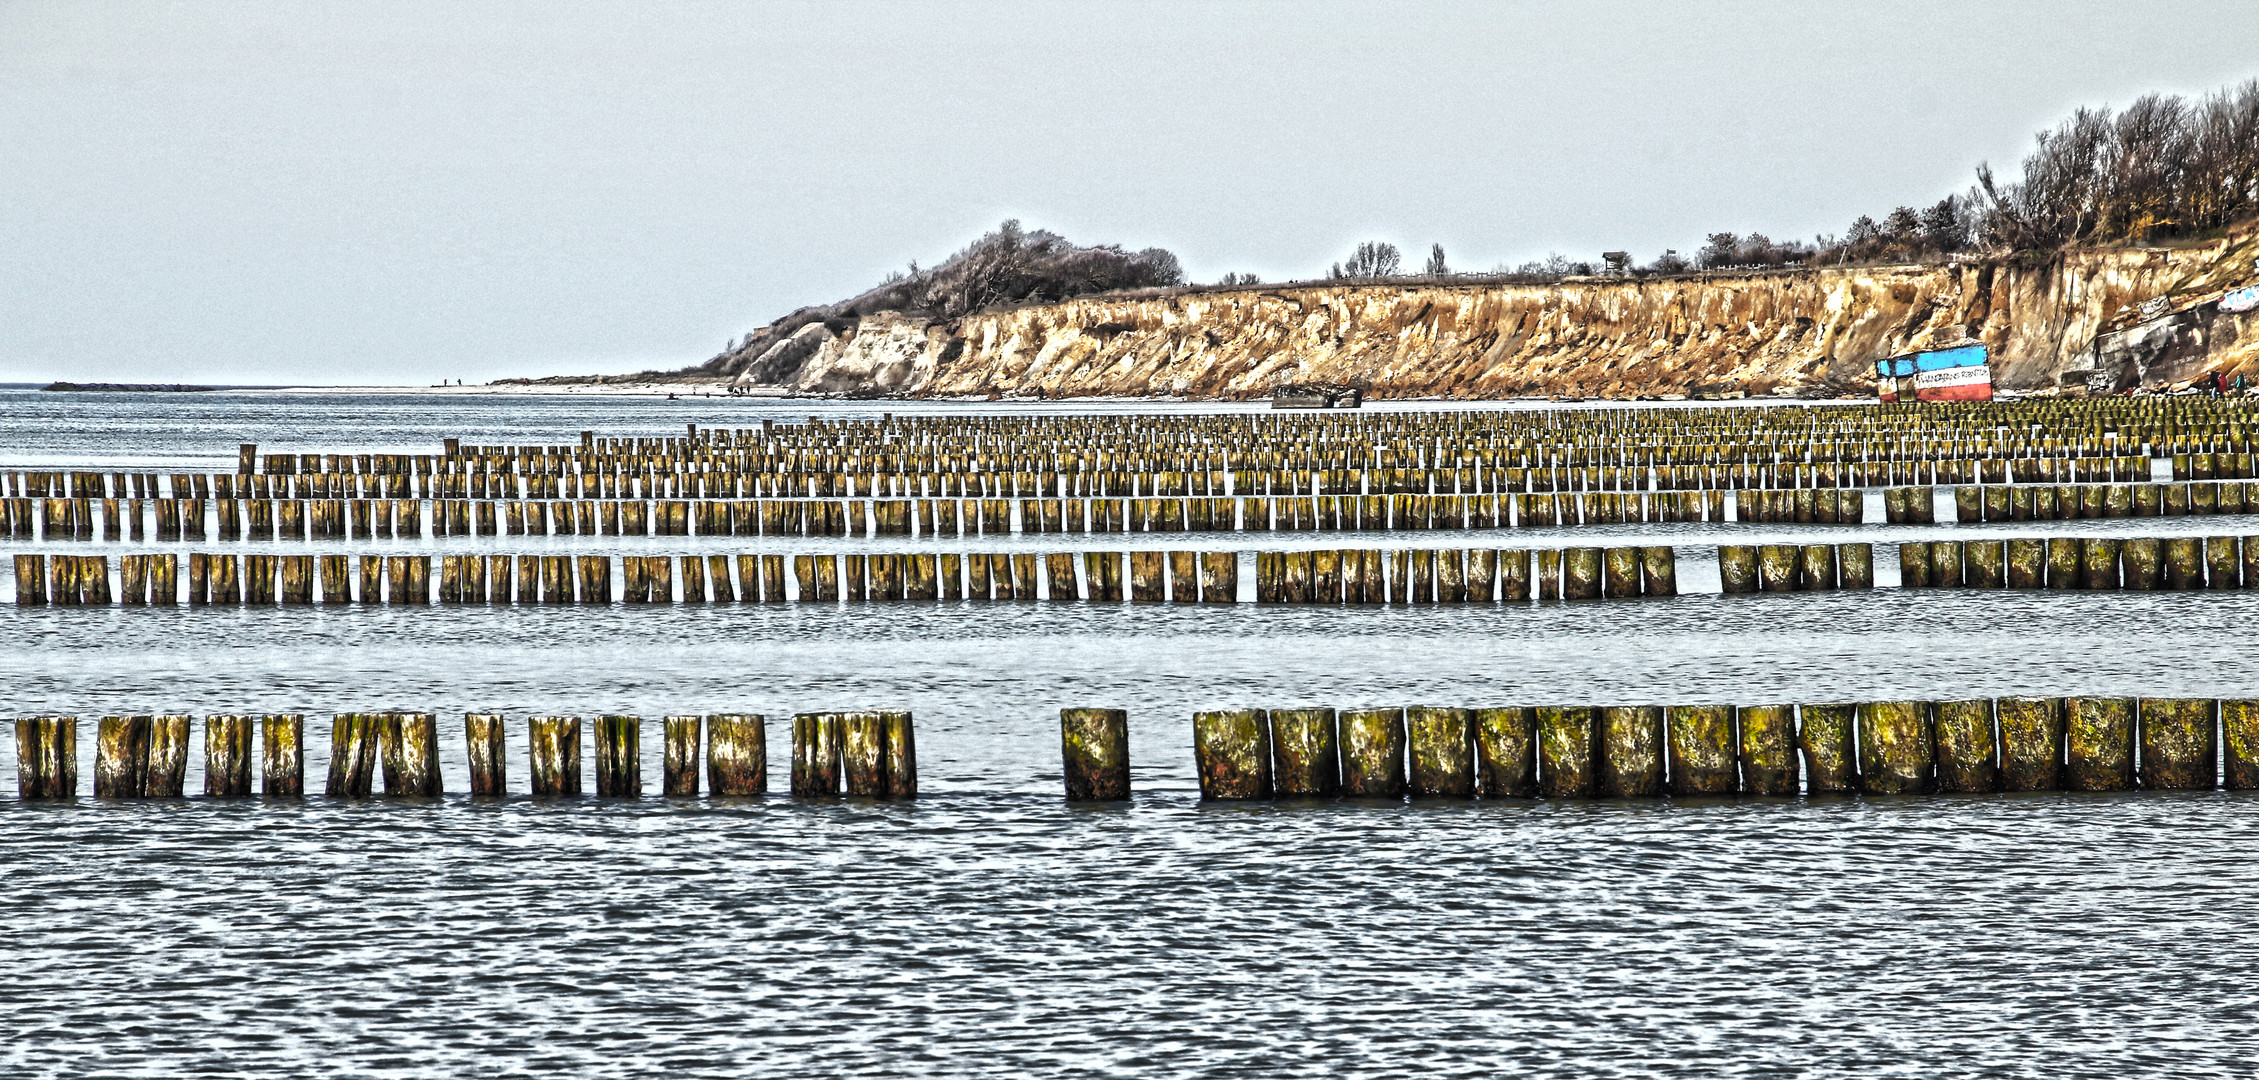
[2,391,2254,1077]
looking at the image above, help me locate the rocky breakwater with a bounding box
[730,230,2259,400]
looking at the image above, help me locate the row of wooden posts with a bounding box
[14,546,1672,605]
[21,696,2250,805]
[20,479,2259,544]
[10,712,911,800]
[1176,698,2259,800]
[0,452,2172,506]
[1895,536,2259,590]
[0,489,1852,542]
[25,539,2259,605]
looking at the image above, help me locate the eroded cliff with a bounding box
[731,229,2259,399]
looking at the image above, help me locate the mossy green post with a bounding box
[1060,708,1129,801]
[1338,708,1406,797]
[1563,547,1601,600]
[1406,706,1475,797]
[1193,709,1271,800]
[1269,708,1341,797]
[1736,704,1799,795]
[2064,697,2135,791]
[2005,538,2045,588]
[2122,537,2164,589]
[1757,544,1797,592]
[2139,698,2217,790]
[1591,704,1662,797]
[1472,707,1537,798]
[1931,699,1998,793]
[1839,543,1874,589]
[1666,704,1737,795]
[1798,703,1858,793]
[1965,540,2005,588]
[2221,700,2259,789]
[1718,546,1757,594]
[1897,542,1932,587]
[1857,700,1932,795]
[1995,697,2064,791]
[1536,705,1596,798]
[2164,537,2204,589]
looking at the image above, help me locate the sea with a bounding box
[0,389,2253,1078]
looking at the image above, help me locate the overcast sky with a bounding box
[4,0,2255,385]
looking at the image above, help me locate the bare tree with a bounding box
[1332,241,1401,278]
[1217,271,1262,286]
[1424,244,1449,277]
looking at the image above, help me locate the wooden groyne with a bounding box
[15,398,2259,545]
[1183,697,2259,800]
[10,712,909,799]
[23,539,2259,605]
[17,477,2259,543]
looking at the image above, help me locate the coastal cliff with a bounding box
[727,230,2259,400]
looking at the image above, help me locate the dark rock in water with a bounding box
[42,382,215,393]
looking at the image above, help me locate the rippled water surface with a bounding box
[2,392,2254,1077]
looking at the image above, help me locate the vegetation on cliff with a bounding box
[684,220,1181,381]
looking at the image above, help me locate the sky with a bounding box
[4,0,2256,385]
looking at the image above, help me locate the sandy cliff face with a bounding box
[734,231,2259,399]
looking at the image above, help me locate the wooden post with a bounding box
[1472,707,1537,797]
[466,713,506,796]
[527,715,583,797]
[1338,707,1406,797]
[1995,696,2064,791]
[881,710,917,799]
[1758,544,1798,591]
[1857,700,1931,794]
[1269,708,1341,797]
[1535,705,1596,797]
[1563,547,1601,600]
[140,714,188,797]
[663,715,701,796]
[1931,699,1998,793]
[95,715,152,797]
[1406,706,1474,797]
[1665,703,1736,794]
[2122,537,2164,589]
[706,714,767,795]
[1640,546,1677,596]
[1736,704,1799,795]
[1964,540,2005,588]
[2006,538,2045,589]
[16,716,77,798]
[2139,698,2217,790]
[204,715,255,796]
[1061,708,1131,801]
[1601,547,1640,598]
[1797,703,1857,793]
[790,712,841,796]
[1595,704,1664,796]
[2163,537,2204,589]
[1718,546,1757,593]
[324,713,379,798]
[379,712,443,797]
[1193,709,1271,800]
[594,715,641,797]
[2065,697,2135,791]
[2223,699,2259,789]
[262,715,303,797]
[841,711,889,795]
